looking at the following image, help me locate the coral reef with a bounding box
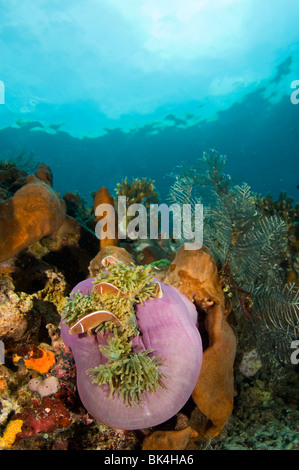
[35,163,53,187]
[63,191,95,227]
[133,239,174,266]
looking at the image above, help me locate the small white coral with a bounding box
[28,375,60,397]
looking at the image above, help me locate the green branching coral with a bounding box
[63,261,167,405]
[168,149,299,375]
[87,334,166,407]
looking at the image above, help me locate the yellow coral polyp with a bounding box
[0,419,23,449]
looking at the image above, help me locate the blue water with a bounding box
[0,1,299,205]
